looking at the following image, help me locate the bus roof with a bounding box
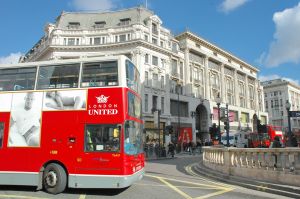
[0,55,130,69]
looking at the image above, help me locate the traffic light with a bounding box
[165,125,173,135]
[224,121,228,131]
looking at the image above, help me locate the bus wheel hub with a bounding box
[45,171,57,187]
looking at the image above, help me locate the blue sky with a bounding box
[0,0,300,85]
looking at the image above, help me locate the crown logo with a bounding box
[96,95,109,103]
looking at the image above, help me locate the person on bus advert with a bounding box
[9,92,41,147]
[45,91,85,110]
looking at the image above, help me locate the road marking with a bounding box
[146,172,234,199]
[136,183,222,189]
[185,164,235,189]
[0,195,49,199]
[158,177,192,199]
[79,195,86,199]
[194,188,234,199]
[146,174,222,189]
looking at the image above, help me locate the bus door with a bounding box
[79,124,122,175]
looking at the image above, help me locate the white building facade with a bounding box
[262,79,300,133]
[21,7,267,144]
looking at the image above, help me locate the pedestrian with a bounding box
[191,141,196,155]
[196,139,202,153]
[188,141,192,154]
[168,142,175,158]
[271,136,281,168]
[291,134,298,147]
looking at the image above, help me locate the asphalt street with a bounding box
[0,154,291,199]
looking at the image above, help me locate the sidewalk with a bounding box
[146,151,201,161]
[192,156,300,198]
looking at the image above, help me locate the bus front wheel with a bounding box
[43,163,67,194]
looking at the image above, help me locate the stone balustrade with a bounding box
[202,147,300,186]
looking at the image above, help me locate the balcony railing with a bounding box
[203,147,300,187]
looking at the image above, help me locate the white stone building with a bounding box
[20,7,267,144]
[262,79,300,132]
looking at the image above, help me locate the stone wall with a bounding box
[202,147,300,186]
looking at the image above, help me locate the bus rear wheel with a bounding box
[43,163,67,194]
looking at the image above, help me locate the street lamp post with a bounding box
[176,83,181,152]
[286,100,292,147]
[215,94,221,144]
[226,103,230,147]
[152,108,161,156]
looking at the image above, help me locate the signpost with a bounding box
[289,111,300,118]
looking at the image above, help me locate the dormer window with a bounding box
[152,23,158,34]
[119,18,131,26]
[94,21,106,29]
[68,22,80,29]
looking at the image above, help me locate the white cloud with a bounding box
[264,3,300,67]
[259,74,299,85]
[71,0,117,11]
[0,52,22,64]
[219,0,249,13]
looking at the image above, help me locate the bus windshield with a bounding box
[126,60,140,93]
[128,91,141,119]
[124,120,143,155]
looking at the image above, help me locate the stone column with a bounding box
[220,64,225,103]
[204,56,210,100]
[234,69,239,106]
[245,75,249,108]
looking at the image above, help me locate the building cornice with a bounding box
[175,31,259,73]
[262,79,300,90]
[26,39,183,62]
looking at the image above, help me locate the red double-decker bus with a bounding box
[0,55,144,194]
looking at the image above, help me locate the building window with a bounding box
[144,34,149,42]
[161,75,164,89]
[145,54,149,64]
[161,97,164,114]
[119,34,126,42]
[180,62,183,80]
[153,73,159,88]
[152,56,158,66]
[271,100,273,108]
[145,71,149,86]
[160,41,164,47]
[94,37,101,45]
[171,59,178,76]
[172,42,177,52]
[94,21,106,28]
[68,22,80,29]
[145,94,148,112]
[120,18,131,26]
[170,100,188,117]
[241,112,249,123]
[152,23,158,34]
[161,59,165,68]
[152,37,158,45]
[152,95,158,110]
[67,38,75,45]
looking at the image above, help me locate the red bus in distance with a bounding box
[0,55,144,194]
